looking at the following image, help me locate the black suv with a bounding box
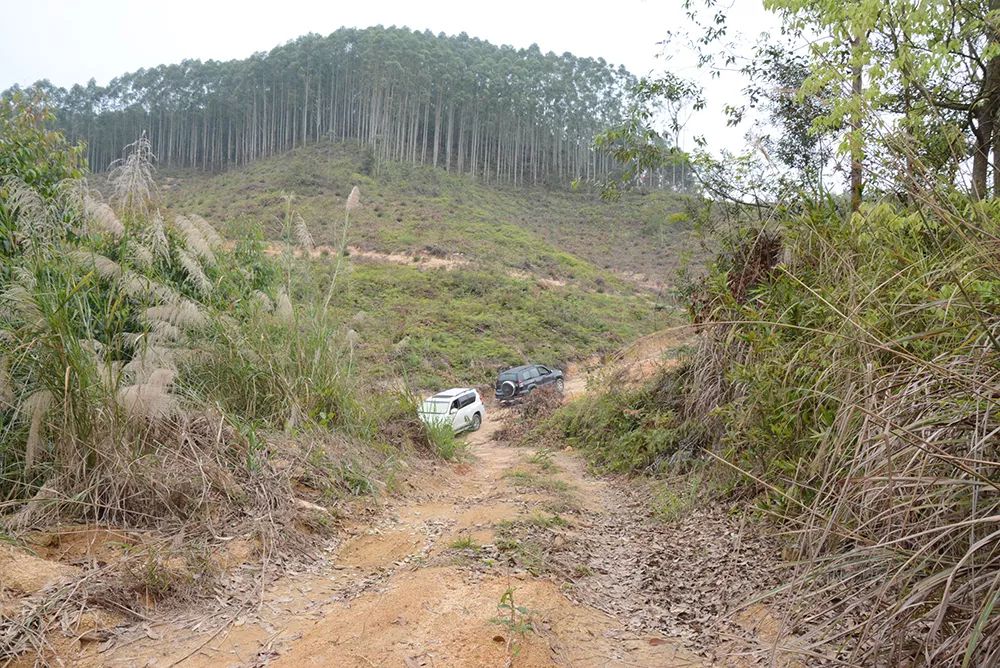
[494,364,564,401]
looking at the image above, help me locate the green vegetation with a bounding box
[448,535,480,551]
[564,200,1000,662]
[424,421,464,461]
[0,97,422,535]
[528,449,557,472]
[157,141,680,390]
[505,470,571,495]
[491,587,535,655]
[558,369,711,475]
[303,261,655,389]
[577,2,1000,663]
[161,140,702,290]
[525,511,568,529]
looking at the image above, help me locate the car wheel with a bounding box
[500,380,516,399]
[556,378,565,393]
[471,412,482,431]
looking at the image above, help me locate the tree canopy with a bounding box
[5,26,639,186]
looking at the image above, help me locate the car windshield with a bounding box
[419,400,451,415]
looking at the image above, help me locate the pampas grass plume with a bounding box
[346,186,361,211]
[275,291,294,322]
[176,248,212,294]
[20,389,53,471]
[293,213,314,251]
[83,195,125,238]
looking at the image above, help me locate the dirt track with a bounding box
[78,408,705,667]
[33,329,784,667]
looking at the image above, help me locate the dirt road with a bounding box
[57,329,782,667]
[83,407,703,667]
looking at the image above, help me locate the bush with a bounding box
[0,101,400,529]
[424,421,463,460]
[679,198,1000,665]
[556,368,709,473]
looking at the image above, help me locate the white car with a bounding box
[418,387,485,433]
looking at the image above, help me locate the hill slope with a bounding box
[162,140,702,293]
[158,142,699,388]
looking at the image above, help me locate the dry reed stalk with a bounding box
[321,186,362,315]
[108,134,156,216]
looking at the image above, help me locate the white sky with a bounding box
[0,0,780,154]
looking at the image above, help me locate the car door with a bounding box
[535,366,552,387]
[522,367,539,393]
[452,392,475,430]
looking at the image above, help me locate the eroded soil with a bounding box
[65,414,708,667]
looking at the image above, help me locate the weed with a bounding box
[491,586,535,655]
[529,448,557,472]
[448,535,480,551]
[526,511,568,529]
[425,422,465,461]
[505,470,570,494]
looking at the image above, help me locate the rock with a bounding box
[294,498,330,515]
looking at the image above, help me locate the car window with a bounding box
[498,371,518,382]
[420,400,449,414]
[459,392,475,407]
[526,368,539,380]
[450,398,461,411]
[536,366,550,375]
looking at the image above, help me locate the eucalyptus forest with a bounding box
[9,26,637,184]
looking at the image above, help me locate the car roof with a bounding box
[501,364,547,373]
[428,387,476,400]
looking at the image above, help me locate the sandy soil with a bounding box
[61,413,703,668]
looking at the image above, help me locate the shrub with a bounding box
[424,421,463,460]
[681,198,1000,665]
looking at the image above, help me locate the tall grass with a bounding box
[675,196,1000,665]
[558,190,1000,664]
[0,123,412,534]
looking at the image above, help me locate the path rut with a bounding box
[83,412,703,667]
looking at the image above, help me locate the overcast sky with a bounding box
[0,0,779,153]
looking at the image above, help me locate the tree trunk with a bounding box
[973,0,1000,200]
[850,34,864,214]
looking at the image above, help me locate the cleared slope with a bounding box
[161,141,702,293]
[159,142,694,389]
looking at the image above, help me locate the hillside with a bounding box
[17,26,636,184]
[152,142,699,390]
[161,140,702,293]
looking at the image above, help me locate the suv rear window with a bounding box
[498,371,518,382]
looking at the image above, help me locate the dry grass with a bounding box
[0,125,419,664]
[679,198,1000,665]
[494,387,564,445]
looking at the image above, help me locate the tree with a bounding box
[4,27,639,188]
[0,94,85,259]
[594,74,704,199]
